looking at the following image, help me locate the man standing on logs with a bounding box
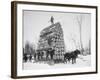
[50,16,54,24]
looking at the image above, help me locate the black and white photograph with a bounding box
[23,10,91,70]
[11,1,97,78]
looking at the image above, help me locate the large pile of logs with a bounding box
[37,22,66,60]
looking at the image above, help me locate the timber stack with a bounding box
[37,22,66,60]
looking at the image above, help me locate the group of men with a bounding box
[34,48,55,61]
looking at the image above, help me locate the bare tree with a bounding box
[70,34,80,50]
[24,42,31,55]
[89,39,91,54]
[70,34,77,49]
[77,15,84,54]
[30,44,36,55]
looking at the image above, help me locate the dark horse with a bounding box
[64,49,80,64]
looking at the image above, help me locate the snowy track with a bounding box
[23,55,91,70]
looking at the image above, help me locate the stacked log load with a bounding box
[37,22,66,60]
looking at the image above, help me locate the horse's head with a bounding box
[76,49,81,54]
[74,49,81,56]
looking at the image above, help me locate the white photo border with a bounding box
[15,2,97,77]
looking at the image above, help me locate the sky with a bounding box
[23,10,91,51]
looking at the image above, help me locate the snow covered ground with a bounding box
[23,55,91,70]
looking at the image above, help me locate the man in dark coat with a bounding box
[50,16,54,24]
